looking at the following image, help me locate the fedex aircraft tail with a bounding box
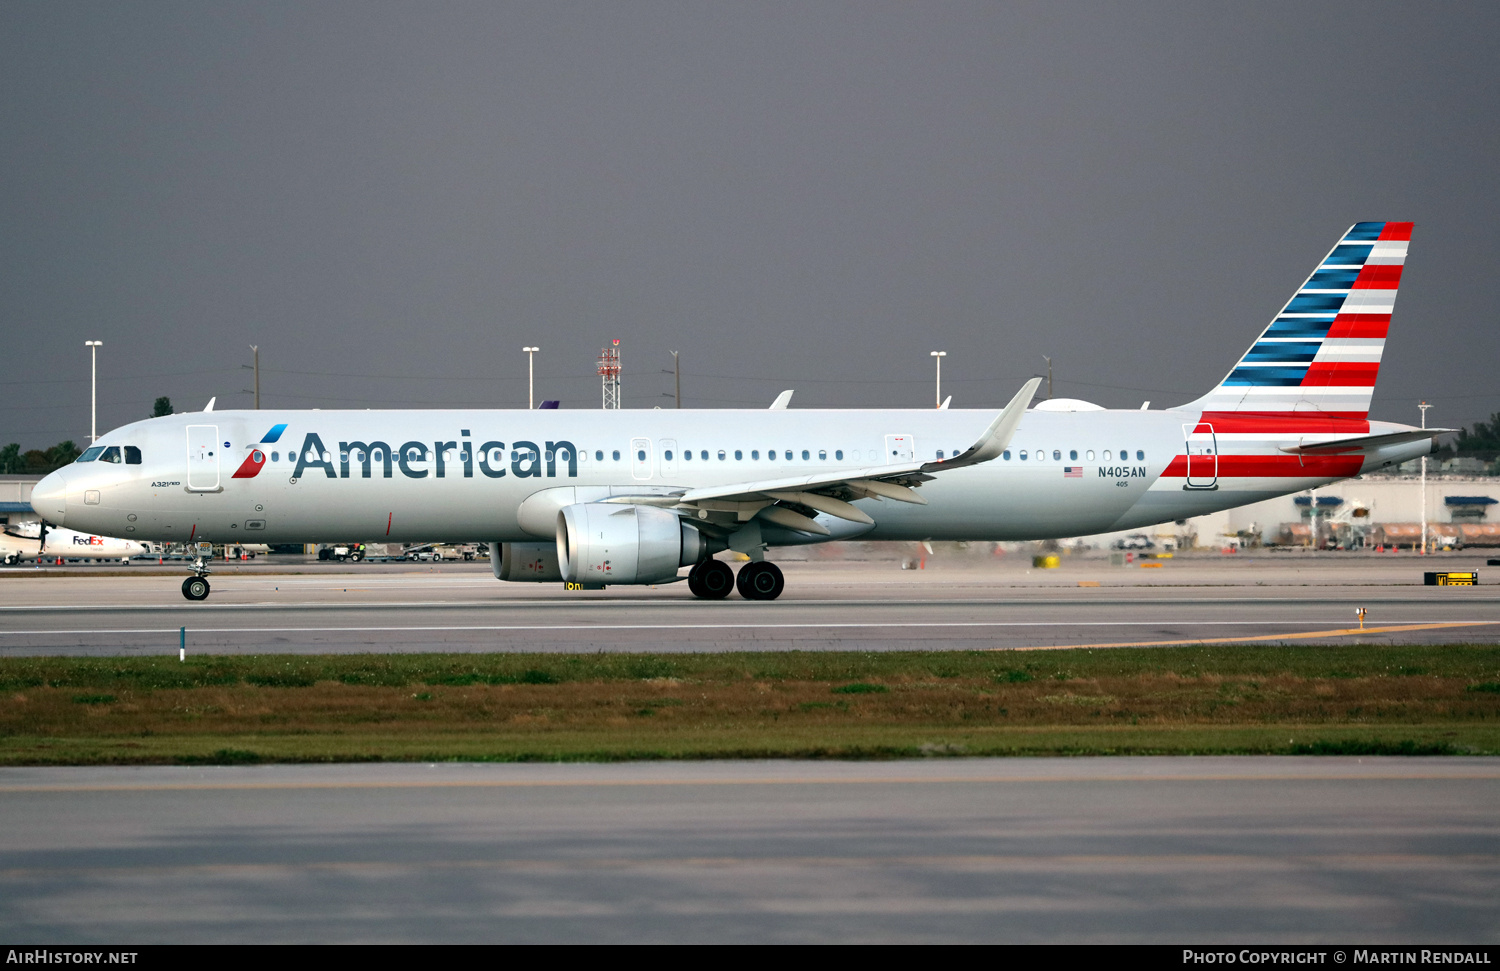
[1183,222,1412,420]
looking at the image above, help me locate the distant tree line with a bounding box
[1451,412,1500,460]
[0,441,82,475]
[0,397,174,475]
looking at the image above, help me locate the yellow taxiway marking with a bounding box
[998,620,1500,652]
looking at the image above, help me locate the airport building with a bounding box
[1078,473,1500,552]
[0,475,37,528]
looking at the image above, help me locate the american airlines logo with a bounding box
[235,427,580,481]
[231,423,287,479]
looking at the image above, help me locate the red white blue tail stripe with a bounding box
[1185,222,1411,420]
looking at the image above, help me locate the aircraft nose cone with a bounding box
[30,469,69,526]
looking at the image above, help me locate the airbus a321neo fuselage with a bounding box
[33,222,1442,601]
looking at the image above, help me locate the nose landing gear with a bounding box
[181,557,211,601]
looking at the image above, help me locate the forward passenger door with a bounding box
[186,424,220,491]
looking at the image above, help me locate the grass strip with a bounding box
[2,643,1499,765]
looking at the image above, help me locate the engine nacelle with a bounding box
[490,541,564,582]
[557,503,703,585]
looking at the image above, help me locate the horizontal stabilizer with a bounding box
[1278,428,1455,455]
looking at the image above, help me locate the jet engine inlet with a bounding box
[557,504,703,585]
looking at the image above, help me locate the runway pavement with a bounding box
[1,757,1496,943]
[0,555,1497,655]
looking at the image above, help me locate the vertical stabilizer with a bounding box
[1181,222,1412,419]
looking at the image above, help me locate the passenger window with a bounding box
[734,450,742,460]
[595,450,604,462]
[1002,450,1011,460]
[1104,450,1112,461]
[612,450,620,461]
[1119,446,1127,457]
[100,446,122,463]
[785,450,793,461]
[936,450,945,459]
[1019,450,1028,460]
[1086,450,1094,461]
[1053,450,1061,461]
[77,447,103,463]
[124,446,142,464]
[801,450,810,461]
[664,450,673,461]
[752,450,759,460]
[718,450,726,460]
[701,450,708,461]
[637,450,646,462]
[1136,450,1145,461]
[818,450,826,460]
[1069,450,1077,461]
[835,450,844,460]
[682,450,690,461]
[271,451,279,462]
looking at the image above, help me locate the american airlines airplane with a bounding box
[30,222,1445,602]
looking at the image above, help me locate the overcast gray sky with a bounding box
[3,2,1497,449]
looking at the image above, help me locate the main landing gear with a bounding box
[181,557,211,601]
[687,559,735,600]
[687,559,784,601]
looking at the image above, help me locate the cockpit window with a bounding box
[124,446,142,465]
[99,446,122,463]
[76,447,104,463]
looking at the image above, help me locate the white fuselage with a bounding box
[31,406,1431,547]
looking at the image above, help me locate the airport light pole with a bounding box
[242,345,261,409]
[671,351,680,408]
[1042,355,1053,400]
[1419,400,1431,555]
[930,351,946,408]
[85,340,102,444]
[522,347,539,409]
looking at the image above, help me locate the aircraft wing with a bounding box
[605,378,1041,535]
[1277,428,1456,456]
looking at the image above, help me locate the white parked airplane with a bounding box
[0,520,150,565]
[32,223,1447,601]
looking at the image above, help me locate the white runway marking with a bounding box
[0,619,1494,636]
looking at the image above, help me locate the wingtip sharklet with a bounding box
[920,376,1042,473]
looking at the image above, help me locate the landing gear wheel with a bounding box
[182,576,210,601]
[690,560,735,600]
[736,561,784,601]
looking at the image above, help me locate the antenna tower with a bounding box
[598,340,622,409]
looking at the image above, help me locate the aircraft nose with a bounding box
[30,469,69,526]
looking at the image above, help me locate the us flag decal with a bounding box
[1064,466,1083,477]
